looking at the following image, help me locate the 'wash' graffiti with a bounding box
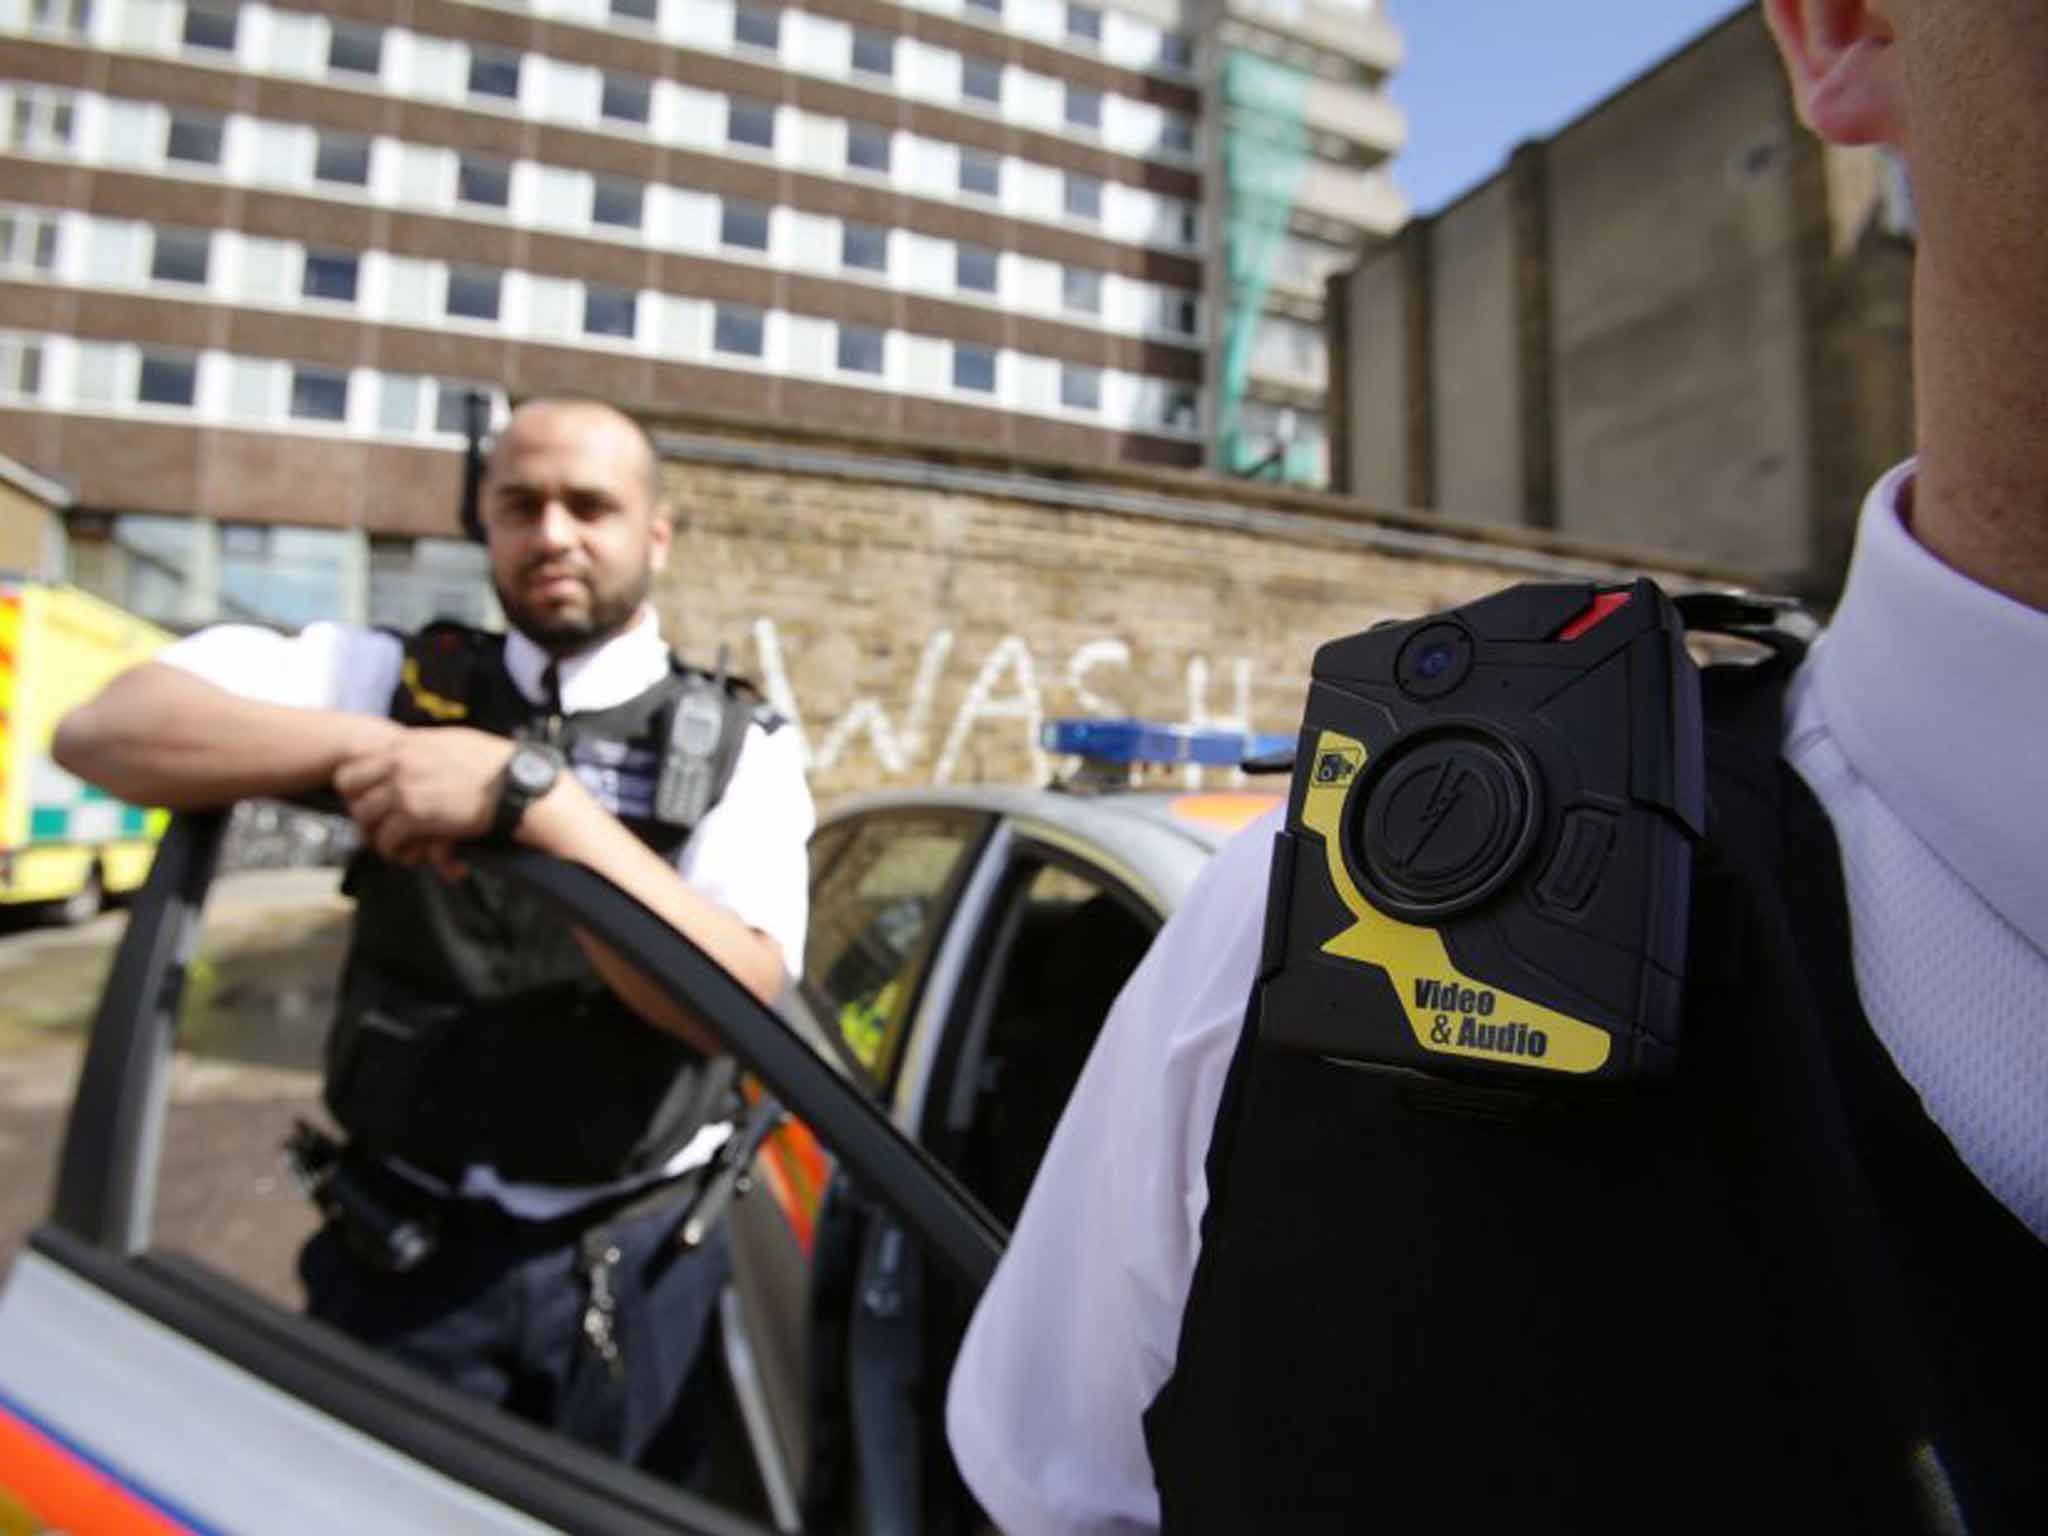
[747,619,1261,786]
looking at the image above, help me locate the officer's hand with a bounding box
[334,727,514,865]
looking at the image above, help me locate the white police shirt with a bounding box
[160,607,814,1218]
[944,459,2048,1536]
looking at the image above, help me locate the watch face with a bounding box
[510,748,557,793]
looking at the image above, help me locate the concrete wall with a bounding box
[1339,252,1413,510]
[1328,9,1913,599]
[1545,15,1811,578]
[1429,176,1522,528]
[0,467,66,578]
[642,423,1708,799]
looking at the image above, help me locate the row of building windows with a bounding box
[0,328,1201,434]
[0,82,1205,255]
[1247,312,1329,386]
[3,202,1203,342]
[12,0,1199,164]
[596,0,1197,73]
[67,509,499,633]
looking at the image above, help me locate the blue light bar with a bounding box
[1041,717,1295,768]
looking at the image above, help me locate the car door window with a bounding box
[801,814,989,1094]
[937,860,1163,1236]
[809,854,1158,1535]
[12,809,1004,1536]
[940,858,1159,1227]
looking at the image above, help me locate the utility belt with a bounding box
[288,1103,780,1392]
[285,1096,784,1279]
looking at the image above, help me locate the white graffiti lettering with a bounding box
[934,634,1045,786]
[1066,638,1132,718]
[1182,655,1255,789]
[810,630,955,776]
[747,618,1258,786]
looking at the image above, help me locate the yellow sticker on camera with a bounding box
[1301,729,1612,1075]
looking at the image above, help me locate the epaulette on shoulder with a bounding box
[669,653,761,699]
[669,654,787,737]
[413,617,497,650]
[400,621,499,723]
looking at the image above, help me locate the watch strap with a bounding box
[490,742,564,841]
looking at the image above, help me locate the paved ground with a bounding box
[0,869,351,1306]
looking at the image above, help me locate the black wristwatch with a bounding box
[490,742,564,840]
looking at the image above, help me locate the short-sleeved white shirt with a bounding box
[945,460,2048,1536]
[161,607,816,1216]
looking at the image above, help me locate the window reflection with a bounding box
[800,815,983,1091]
[367,537,494,630]
[216,525,355,629]
[67,521,502,633]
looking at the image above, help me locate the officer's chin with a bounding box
[505,602,596,652]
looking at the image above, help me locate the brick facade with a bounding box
[640,423,1712,798]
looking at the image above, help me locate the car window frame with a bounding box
[808,828,1166,1531]
[917,831,1165,1164]
[37,807,1004,1536]
[796,807,997,1099]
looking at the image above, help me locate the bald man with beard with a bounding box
[57,397,815,1471]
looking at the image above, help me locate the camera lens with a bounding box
[1395,623,1473,700]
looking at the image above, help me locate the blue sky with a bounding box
[1383,0,1749,214]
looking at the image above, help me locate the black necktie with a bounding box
[542,662,563,739]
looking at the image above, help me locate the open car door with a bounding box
[0,808,1003,1535]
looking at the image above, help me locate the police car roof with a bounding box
[819,781,1280,862]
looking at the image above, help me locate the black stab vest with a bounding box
[325,622,752,1187]
[1145,650,2046,1535]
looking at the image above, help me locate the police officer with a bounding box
[55,397,814,1471]
[947,3,2047,1531]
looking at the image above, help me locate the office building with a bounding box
[0,0,1402,627]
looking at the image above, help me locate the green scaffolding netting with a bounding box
[1218,50,1312,482]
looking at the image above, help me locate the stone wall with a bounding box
[642,426,1714,800]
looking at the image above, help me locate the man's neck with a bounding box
[1908,255,2048,615]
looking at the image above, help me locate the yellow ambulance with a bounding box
[0,577,169,922]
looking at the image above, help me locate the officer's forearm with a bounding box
[574,935,724,1057]
[54,663,397,811]
[517,778,789,1049]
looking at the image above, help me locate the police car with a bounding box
[0,722,1281,1535]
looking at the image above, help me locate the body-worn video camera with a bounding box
[1257,579,1705,1086]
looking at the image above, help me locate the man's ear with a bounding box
[1761,0,1905,146]
[648,501,674,574]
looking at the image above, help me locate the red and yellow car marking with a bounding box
[743,1080,832,1257]
[0,589,20,815]
[0,1389,216,1535]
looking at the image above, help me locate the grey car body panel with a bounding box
[0,1251,561,1535]
[819,786,1253,934]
